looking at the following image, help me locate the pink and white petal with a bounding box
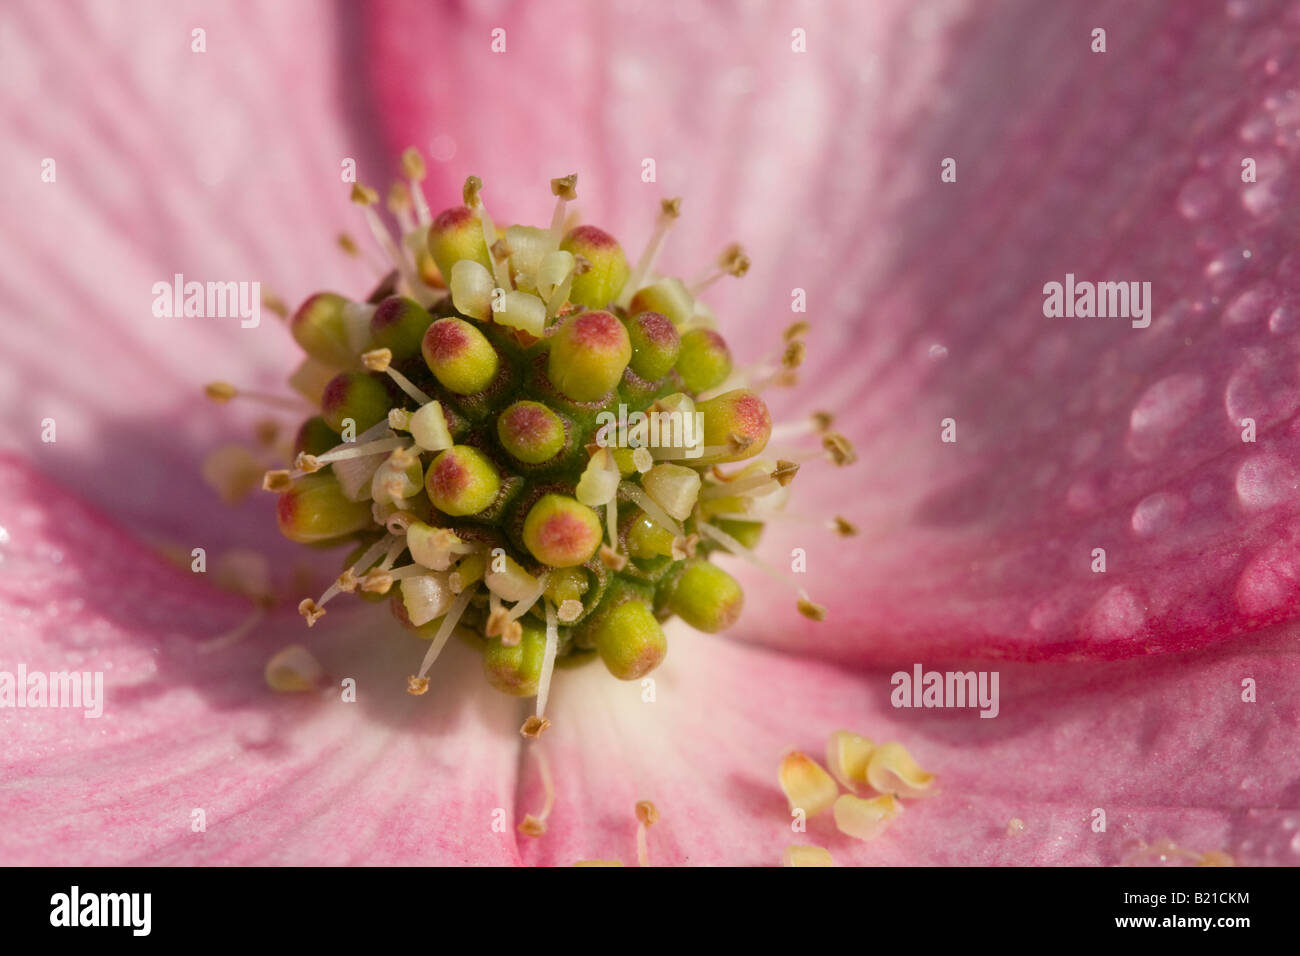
[0,456,521,865]
[0,0,376,552]
[519,619,1300,866]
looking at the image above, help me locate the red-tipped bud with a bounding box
[498,400,566,464]
[482,622,547,696]
[675,328,733,393]
[522,494,603,567]
[425,445,502,516]
[547,310,632,402]
[625,311,681,381]
[559,225,629,308]
[290,292,355,367]
[369,295,434,361]
[320,371,392,434]
[276,473,373,543]
[588,599,667,680]
[665,560,744,633]
[294,416,339,456]
[697,388,772,463]
[422,317,500,394]
[427,205,493,283]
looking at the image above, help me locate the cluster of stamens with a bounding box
[205,148,858,736]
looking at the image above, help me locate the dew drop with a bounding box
[1127,373,1206,461]
[1176,176,1220,220]
[1222,283,1277,327]
[1235,540,1300,616]
[1235,454,1299,510]
[1223,350,1300,427]
[1131,491,1187,537]
[1086,585,1147,642]
[928,343,948,360]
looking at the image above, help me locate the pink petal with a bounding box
[0,456,521,865]
[364,0,1300,667]
[520,620,1300,866]
[0,1,375,552]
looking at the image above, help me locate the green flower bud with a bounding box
[320,371,392,434]
[626,514,675,559]
[422,317,500,394]
[522,493,603,567]
[560,225,629,308]
[425,445,502,516]
[294,415,339,455]
[276,472,373,543]
[427,205,492,284]
[666,560,744,633]
[369,295,434,361]
[675,328,732,393]
[546,310,631,402]
[715,517,764,549]
[290,292,355,367]
[590,599,666,680]
[483,623,547,696]
[625,311,681,381]
[697,388,772,464]
[498,400,566,464]
[628,277,694,326]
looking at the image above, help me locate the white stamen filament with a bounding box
[383,367,433,405]
[506,572,550,623]
[698,520,810,599]
[415,584,478,680]
[311,533,395,612]
[617,198,681,310]
[535,600,560,720]
[316,436,409,464]
[620,482,684,538]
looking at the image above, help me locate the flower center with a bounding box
[204,148,859,737]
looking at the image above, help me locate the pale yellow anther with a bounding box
[783,340,806,370]
[486,606,522,645]
[784,321,811,342]
[550,174,578,200]
[264,644,324,692]
[632,446,654,473]
[205,382,238,403]
[388,407,412,431]
[387,181,412,214]
[660,197,682,219]
[670,534,698,561]
[778,751,839,816]
[201,445,264,505]
[1006,818,1026,836]
[337,233,361,256]
[462,175,483,208]
[407,675,430,696]
[865,741,935,798]
[350,183,379,206]
[811,410,834,431]
[360,570,395,595]
[599,544,628,571]
[833,793,901,842]
[832,516,858,537]
[826,730,875,792]
[521,715,551,738]
[261,290,289,319]
[797,597,827,621]
[557,599,583,623]
[297,598,325,627]
[490,237,511,261]
[783,845,834,867]
[718,242,750,277]
[772,460,800,487]
[401,147,427,181]
[293,452,323,474]
[517,815,547,837]
[335,569,360,594]
[823,432,858,466]
[635,800,660,827]
[361,347,392,372]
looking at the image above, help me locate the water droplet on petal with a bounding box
[1127,373,1206,461]
[1176,176,1220,220]
[1086,585,1148,642]
[1131,491,1187,537]
[1235,454,1299,510]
